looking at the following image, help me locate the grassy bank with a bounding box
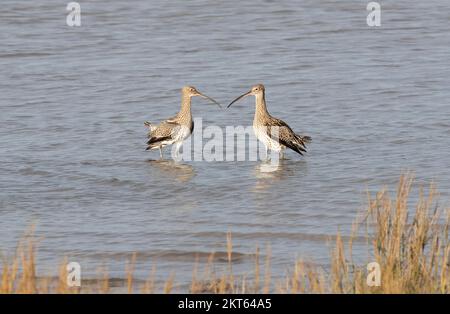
[1,175,449,293]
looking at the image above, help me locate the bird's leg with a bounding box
[265,145,270,161]
[172,142,183,161]
[279,150,285,160]
[159,147,163,159]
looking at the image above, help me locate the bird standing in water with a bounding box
[228,84,311,158]
[145,86,220,159]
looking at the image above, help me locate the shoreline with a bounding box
[1,175,449,294]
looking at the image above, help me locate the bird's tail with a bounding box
[293,142,307,155]
[144,121,158,132]
[301,135,312,143]
[287,134,311,156]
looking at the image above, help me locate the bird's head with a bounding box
[182,86,221,108]
[227,84,265,108]
[249,84,265,96]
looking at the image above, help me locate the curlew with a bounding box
[145,86,220,159]
[227,84,311,159]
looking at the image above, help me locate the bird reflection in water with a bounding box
[253,159,307,192]
[146,159,195,183]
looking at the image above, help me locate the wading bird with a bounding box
[227,84,311,158]
[145,86,221,159]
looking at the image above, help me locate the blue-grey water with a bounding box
[1,1,449,290]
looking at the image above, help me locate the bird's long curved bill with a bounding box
[199,93,222,108]
[227,91,251,108]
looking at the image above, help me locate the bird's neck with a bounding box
[178,94,192,123]
[254,92,269,120]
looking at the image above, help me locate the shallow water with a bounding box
[1,0,449,289]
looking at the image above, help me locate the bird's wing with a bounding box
[146,114,179,138]
[146,121,180,149]
[144,112,178,132]
[265,117,308,155]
